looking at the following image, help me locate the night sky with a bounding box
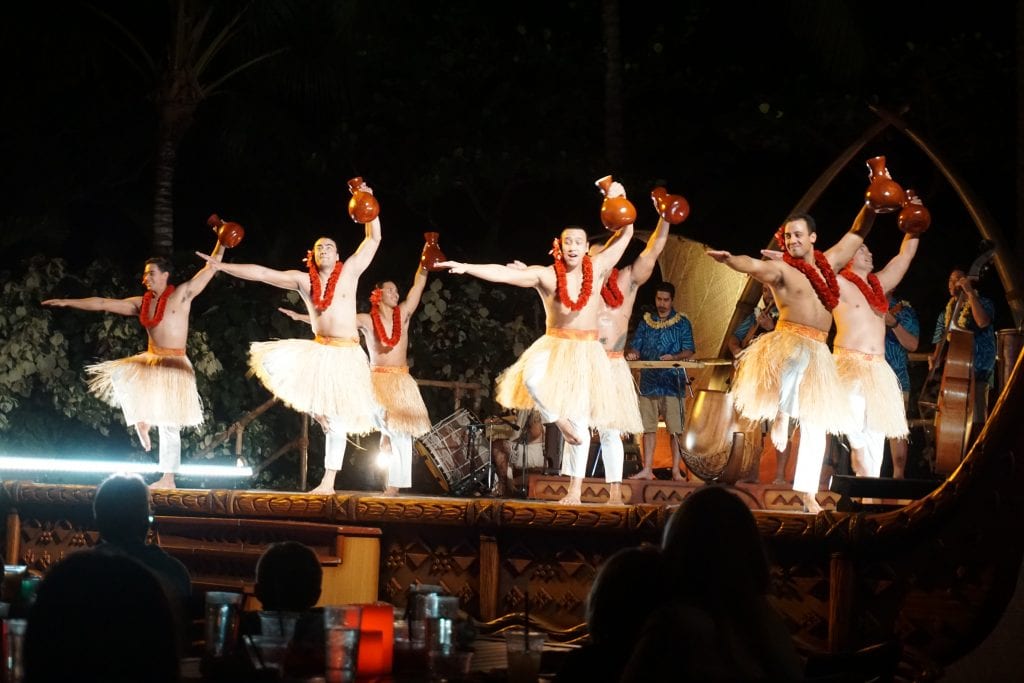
[2,0,1019,333]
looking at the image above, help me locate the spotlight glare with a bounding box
[375,449,391,470]
[0,456,252,478]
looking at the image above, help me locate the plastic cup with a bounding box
[204,591,243,657]
[323,605,361,677]
[504,629,545,683]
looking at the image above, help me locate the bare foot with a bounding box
[770,419,788,452]
[557,477,583,504]
[772,477,788,485]
[382,486,399,497]
[672,467,689,482]
[554,418,581,446]
[149,473,176,490]
[607,482,622,505]
[629,469,655,480]
[135,423,152,452]
[557,493,582,505]
[801,492,823,514]
[308,483,336,495]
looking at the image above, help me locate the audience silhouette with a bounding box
[621,485,803,682]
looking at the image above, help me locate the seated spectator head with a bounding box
[25,550,180,683]
[586,545,663,647]
[94,472,151,544]
[255,541,322,611]
[661,485,769,606]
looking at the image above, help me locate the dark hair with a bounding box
[655,282,676,298]
[586,545,664,645]
[255,541,323,611]
[144,257,174,277]
[94,473,151,543]
[782,212,816,234]
[26,551,180,683]
[662,485,769,606]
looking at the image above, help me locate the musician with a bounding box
[930,267,997,424]
[884,294,919,478]
[707,204,874,513]
[490,410,548,496]
[728,288,777,358]
[832,234,919,479]
[624,282,695,481]
[439,180,634,505]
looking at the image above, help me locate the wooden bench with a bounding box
[152,516,382,608]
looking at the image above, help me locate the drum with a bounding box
[416,409,487,492]
[680,389,758,483]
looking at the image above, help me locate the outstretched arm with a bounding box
[706,250,783,287]
[196,252,304,291]
[876,233,920,293]
[42,295,141,316]
[439,261,544,288]
[278,307,311,324]
[401,265,429,315]
[825,205,876,271]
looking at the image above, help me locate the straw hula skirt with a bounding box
[731,321,856,434]
[495,328,621,431]
[370,366,432,437]
[833,347,909,438]
[86,344,203,427]
[604,351,643,434]
[249,336,377,434]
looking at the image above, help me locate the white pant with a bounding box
[157,426,182,473]
[598,429,624,483]
[523,347,589,479]
[847,392,885,477]
[381,427,413,488]
[324,420,347,471]
[792,423,826,494]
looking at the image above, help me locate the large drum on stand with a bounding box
[680,389,759,483]
[415,409,497,494]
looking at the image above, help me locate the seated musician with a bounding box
[490,409,548,495]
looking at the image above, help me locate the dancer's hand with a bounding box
[760,249,784,260]
[195,251,221,269]
[437,260,467,274]
[706,249,732,263]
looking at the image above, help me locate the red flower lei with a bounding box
[369,288,402,348]
[551,239,594,311]
[601,267,625,308]
[783,250,840,311]
[840,266,888,313]
[307,250,343,312]
[139,285,175,329]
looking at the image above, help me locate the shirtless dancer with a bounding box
[708,204,875,512]
[593,208,671,503]
[833,232,920,477]
[440,181,634,504]
[42,238,225,489]
[282,250,432,496]
[199,184,381,494]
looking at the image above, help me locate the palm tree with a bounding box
[91,0,283,255]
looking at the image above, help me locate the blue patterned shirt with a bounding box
[884,296,920,392]
[629,311,695,396]
[932,294,997,379]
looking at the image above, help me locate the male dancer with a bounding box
[42,238,224,489]
[833,233,919,477]
[281,252,432,496]
[440,181,634,504]
[708,203,875,512]
[593,210,671,502]
[198,183,381,494]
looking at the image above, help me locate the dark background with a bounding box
[0,1,1019,480]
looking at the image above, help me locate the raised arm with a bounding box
[825,205,876,271]
[196,252,305,291]
[591,223,635,279]
[41,295,142,316]
[706,250,783,287]
[875,233,920,293]
[401,265,429,316]
[176,239,225,303]
[342,214,383,277]
[630,217,670,286]
[439,261,545,288]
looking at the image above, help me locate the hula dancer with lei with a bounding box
[198,181,381,494]
[707,202,876,513]
[833,232,920,478]
[440,180,635,505]
[280,243,433,497]
[43,238,226,490]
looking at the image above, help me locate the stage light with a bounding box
[0,456,252,478]
[374,449,391,470]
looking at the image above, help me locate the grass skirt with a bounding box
[86,351,202,427]
[605,353,643,434]
[371,366,432,437]
[731,324,856,434]
[249,339,376,434]
[495,332,620,430]
[834,348,909,438]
